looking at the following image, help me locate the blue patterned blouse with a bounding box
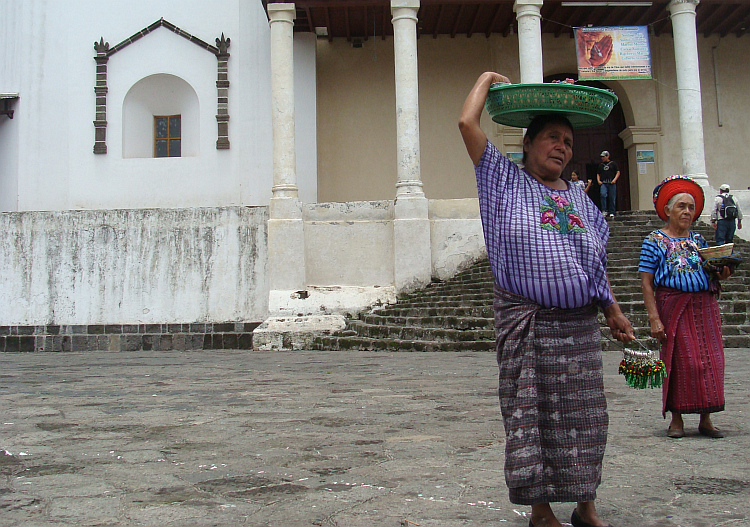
[475,140,613,309]
[638,230,710,292]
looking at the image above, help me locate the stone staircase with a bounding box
[313,210,750,352]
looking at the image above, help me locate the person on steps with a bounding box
[596,151,619,219]
[710,183,743,245]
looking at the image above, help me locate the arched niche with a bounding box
[122,74,199,158]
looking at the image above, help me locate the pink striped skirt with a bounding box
[656,287,725,417]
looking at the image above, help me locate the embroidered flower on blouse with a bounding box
[646,231,703,275]
[540,194,586,234]
[551,195,570,208]
[568,213,584,229]
[541,209,558,226]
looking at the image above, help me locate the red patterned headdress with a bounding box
[652,175,704,222]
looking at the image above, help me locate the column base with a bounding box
[393,195,431,294]
[268,215,305,291]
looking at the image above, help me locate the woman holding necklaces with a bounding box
[459,72,634,527]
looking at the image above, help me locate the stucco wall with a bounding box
[304,201,395,286]
[316,35,517,203]
[300,198,485,287]
[0,113,19,211]
[429,198,485,281]
[0,207,268,325]
[0,0,317,211]
[315,30,749,210]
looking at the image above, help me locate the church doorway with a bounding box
[545,74,630,212]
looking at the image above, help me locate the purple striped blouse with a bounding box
[476,141,614,309]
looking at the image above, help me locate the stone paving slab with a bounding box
[1,349,749,527]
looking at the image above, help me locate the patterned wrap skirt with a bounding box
[493,286,608,505]
[656,287,725,417]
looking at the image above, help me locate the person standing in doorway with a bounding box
[597,151,620,218]
[710,184,743,245]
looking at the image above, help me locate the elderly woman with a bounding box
[639,175,732,439]
[459,71,634,527]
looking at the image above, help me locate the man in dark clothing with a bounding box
[710,183,743,245]
[596,150,620,218]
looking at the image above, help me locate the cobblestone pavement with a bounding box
[1,349,749,527]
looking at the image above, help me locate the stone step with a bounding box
[357,311,750,332]
[611,294,750,310]
[389,295,494,308]
[347,320,495,342]
[417,267,747,288]
[615,299,750,315]
[384,293,749,315]
[312,335,494,352]
[410,282,491,295]
[321,325,749,353]
[374,306,494,318]
[314,209,749,351]
[382,292,749,314]
[359,313,493,330]
[597,336,726,352]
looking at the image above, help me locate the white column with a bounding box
[391,0,431,293]
[391,0,423,198]
[668,0,708,187]
[267,3,305,305]
[514,0,544,83]
[268,3,298,203]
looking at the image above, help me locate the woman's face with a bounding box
[665,193,696,230]
[523,122,573,182]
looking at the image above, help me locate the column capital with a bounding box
[618,125,661,149]
[391,0,420,10]
[268,3,296,23]
[668,0,699,15]
[514,0,544,14]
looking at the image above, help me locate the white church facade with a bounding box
[0,0,747,350]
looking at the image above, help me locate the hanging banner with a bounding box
[575,26,652,80]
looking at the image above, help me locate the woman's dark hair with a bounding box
[522,114,574,164]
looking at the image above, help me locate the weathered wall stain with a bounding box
[0,207,269,325]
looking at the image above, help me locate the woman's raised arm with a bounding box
[458,72,509,166]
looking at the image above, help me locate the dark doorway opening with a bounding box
[545,74,630,212]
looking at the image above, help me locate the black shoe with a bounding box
[571,508,614,527]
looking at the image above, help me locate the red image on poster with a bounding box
[575,26,652,80]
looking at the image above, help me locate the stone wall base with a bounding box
[0,322,262,352]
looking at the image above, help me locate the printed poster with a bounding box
[636,149,655,163]
[575,26,652,80]
[507,152,524,166]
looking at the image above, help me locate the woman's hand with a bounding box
[603,303,635,343]
[650,317,666,343]
[717,265,732,280]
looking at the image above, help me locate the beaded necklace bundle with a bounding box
[618,339,666,389]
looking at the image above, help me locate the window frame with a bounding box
[153,114,182,158]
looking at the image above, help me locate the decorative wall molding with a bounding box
[93,18,231,154]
